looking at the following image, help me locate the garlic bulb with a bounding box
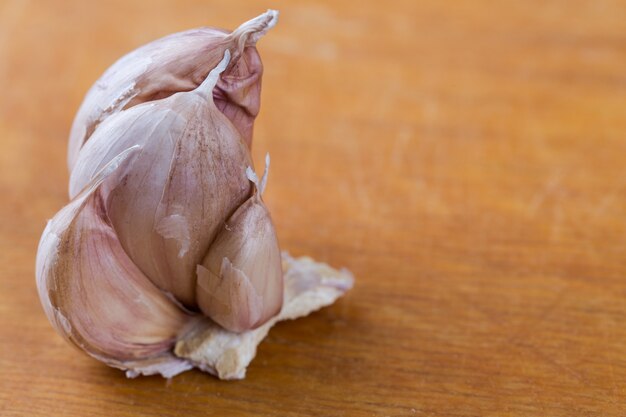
[36,10,353,379]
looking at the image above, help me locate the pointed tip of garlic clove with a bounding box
[259,153,270,195]
[195,49,231,100]
[229,9,279,52]
[245,166,259,187]
[245,153,270,196]
[260,9,280,35]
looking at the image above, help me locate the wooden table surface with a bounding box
[1,0,626,415]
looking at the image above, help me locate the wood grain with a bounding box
[1,0,626,415]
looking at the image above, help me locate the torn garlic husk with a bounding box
[36,10,353,379]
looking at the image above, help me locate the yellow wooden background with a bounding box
[1,0,626,415]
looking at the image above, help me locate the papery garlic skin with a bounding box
[67,9,278,170]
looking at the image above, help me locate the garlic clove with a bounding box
[69,51,253,308]
[68,9,279,170]
[36,146,191,371]
[197,159,282,332]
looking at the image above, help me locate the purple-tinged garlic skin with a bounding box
[36,147,191,372]
[67,10,278,170]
